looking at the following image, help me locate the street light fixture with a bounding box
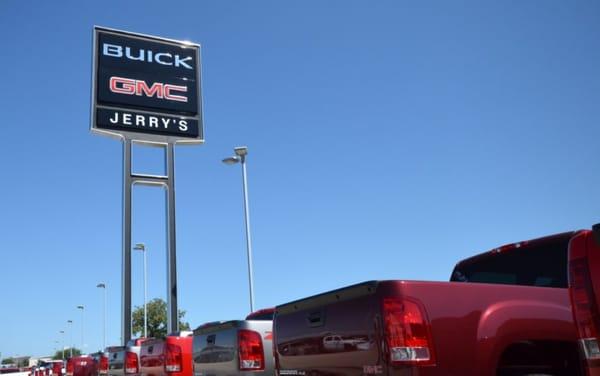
[76,305,84,351]
[222,146,256,312]
[97,283,107,350]
[133,243,148,338]
[67,320,73,357]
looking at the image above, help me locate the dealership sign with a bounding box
[91,27,203,143]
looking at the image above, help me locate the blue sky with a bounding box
[1,0,599,358]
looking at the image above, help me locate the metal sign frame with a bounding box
[91,26,204,144]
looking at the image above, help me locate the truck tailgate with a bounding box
[140,339,165,376]
[72,357,95,376]
[107,347,125,376]
[193,320,273,376]
[274,281,380,376]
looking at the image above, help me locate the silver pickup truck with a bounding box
[108,338,147,376]
[192,309,274,376]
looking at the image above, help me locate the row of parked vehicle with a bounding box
[56,225,600,375]
[27,361,69,376]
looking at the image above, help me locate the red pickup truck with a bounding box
[273,227,600,376]
[139,331,193,376]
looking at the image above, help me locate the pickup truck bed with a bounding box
[274,229,600,376]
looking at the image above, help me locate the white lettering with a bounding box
[178,120,188,131]
[149,117,158,128]
[135,115,145,126]
[161,118,170,129]
[123,113,132,125]
[174,55,193,69]
[109,112,119,124]
[102,43,194,70]
[155,52,173,66]
[103,43,122,57]
[125,47,144,61]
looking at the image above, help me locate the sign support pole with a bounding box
[121,140,179,342]
[166,143,178,334]
[122,138,133,344]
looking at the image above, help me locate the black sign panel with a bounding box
[92,27,203,142]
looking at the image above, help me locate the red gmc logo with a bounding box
[109,76,188,103]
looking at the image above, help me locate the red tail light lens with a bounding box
[125,351,139,374]
[238,330,265,371]
[99,356,108,374]
[382,298,435,365]
[569,233,600,362]
[165,344,182,373]
[66,360,73,376]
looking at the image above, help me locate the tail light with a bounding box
[238,330,265,371]
[125,351,139,374]
[99,355,108,375]
[569,232,600,363]
[66,360,73,376]
[382,298,435,365]
[165,344,182,373]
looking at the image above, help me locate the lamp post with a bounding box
[67,320,73,357]
[222,146,255,312]
[133,243,147,338]
[97,283,107,350]
[59,330,65,359]
[76,306,84,351]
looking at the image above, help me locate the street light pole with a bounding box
[77,306,84,351]
[67,320,73,357]
[133,244,147,338]
[97,283,107,350]
[59,331,65,359]
[222,146,255,312]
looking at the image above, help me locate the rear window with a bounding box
[245,309,274,321]
[451,237,570,288]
